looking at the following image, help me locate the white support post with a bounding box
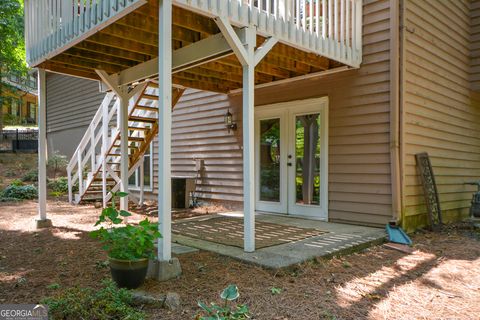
[158,0,173,262]
[139,154,145,206]
[36,68,51,228]
[119,86,129,210]
[215,17,276,253]
[242,26,256,253]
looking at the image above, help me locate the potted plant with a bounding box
[90,192,161,289]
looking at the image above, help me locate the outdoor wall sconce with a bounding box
[224,109,237,133]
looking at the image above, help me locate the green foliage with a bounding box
[21,169,38,182]
[1,183,37,200]
[90,192,161,260]
[10,179,23,186]
[46,283,61,290]
[47,151,68,179]
[270,287,282,295]
[197,285,250,320]
[42,279,145,320]
[47,177,69,194]
[0,0,26,70]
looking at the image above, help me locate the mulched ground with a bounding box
[1,200,480,319]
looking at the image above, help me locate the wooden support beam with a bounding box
[75,41,149,62]
[88,33,158,56]
[102,29,247,88]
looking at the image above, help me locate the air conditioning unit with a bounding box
[171,176,195,208]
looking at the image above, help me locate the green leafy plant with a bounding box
[21,169,38,182]
[270,287,282,295]
[47,176,69,194]
[90,192,161,260]
[197,285,250,320]
[10,179,23,186]
[0,183,37,200]
[42,279,145,320]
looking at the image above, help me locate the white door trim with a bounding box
[254,97,329,220]
[254,108,288,213]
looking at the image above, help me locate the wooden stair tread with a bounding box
[129,116,156,123]
[135,105,158,112]
[128,126,150,131]
[141,94,158,100]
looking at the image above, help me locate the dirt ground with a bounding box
[0,200,480,319]
[0,153,37,189]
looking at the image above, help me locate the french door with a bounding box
[254,97,328,219]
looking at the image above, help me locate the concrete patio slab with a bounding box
[172,213,386,268]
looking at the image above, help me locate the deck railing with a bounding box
[25,0,362,68]
[24,0,144,66]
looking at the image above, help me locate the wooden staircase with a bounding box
[67,81,184,205]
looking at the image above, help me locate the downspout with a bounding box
[389,0,402,223]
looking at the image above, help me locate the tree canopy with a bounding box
[0,0,26,74]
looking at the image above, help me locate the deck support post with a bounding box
[36,68,51,229]
[118,87,129,210]
[157,0,173,262]
[215,16,277,252]
[147,0,182,282]
[242,27,256,253]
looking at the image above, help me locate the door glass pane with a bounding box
[259,118,281,202]
[295,113,321,205]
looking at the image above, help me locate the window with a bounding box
[128,145,153,191]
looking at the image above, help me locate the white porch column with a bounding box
[36,68,51,228]
[242,26,256,252]
[119,86,129,210]
[157,0,173,262]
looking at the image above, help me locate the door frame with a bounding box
[254,96,329,220]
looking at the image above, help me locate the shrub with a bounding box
[10,179,24,186]
[196,285,250,320]
[1,184,37,200]
[48,177,69,194]
[42,279,145,320]
[22,169,38,182]
[47,151,68,179]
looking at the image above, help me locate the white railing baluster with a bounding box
[340,0,344,57]
[77,151,83,196]
[90,125,96,170]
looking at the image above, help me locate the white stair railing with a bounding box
[67,83,158,205]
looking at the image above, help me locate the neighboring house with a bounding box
[25,0,480,255]
[1,72,38,126]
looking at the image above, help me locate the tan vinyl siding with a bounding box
[152,89,244,202]
[471,0,480,91]
[154,0,393,226]
[402,0,480,230]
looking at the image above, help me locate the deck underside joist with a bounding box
[39,0,344,93]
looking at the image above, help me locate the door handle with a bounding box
[287,162,292,167]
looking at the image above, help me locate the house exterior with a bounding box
[1,72,38,127]
[26,0,480,266]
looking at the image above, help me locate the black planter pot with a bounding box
[109,257,149,289]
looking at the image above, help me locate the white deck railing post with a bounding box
[102,96,109,207]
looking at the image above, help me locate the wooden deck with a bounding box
[29,0,359,93]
